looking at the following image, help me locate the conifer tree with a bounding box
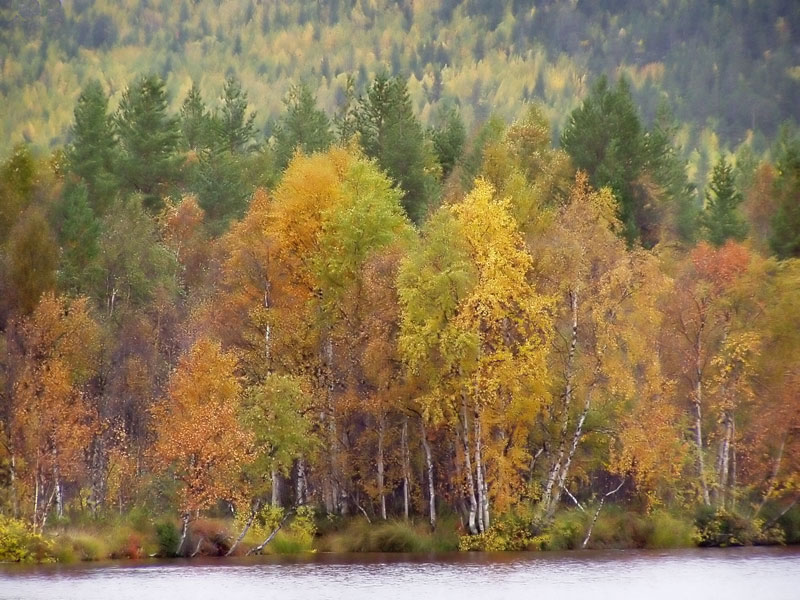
[66,80,117,214]
[273,83,333,172]
[57,182,101,295]
[180,82,213,152]
[701,157,748,247]
[769,130,800,259]
[115,74,181,210]
[356,74,435,223]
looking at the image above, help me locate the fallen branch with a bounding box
[564,487,585,512]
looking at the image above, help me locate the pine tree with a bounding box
[66,80,117,214]
[115,74,181,210]
[273,83,333,172]
[701,157,748,247]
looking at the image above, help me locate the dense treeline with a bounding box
[1,69,799,557]
[1,0,798,167]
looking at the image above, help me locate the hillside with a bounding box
[1,0,798,158]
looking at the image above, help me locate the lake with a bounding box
[1,547,798,600]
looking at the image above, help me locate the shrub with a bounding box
[695,508,759,547]
[0,515,53,562]
[155,520,180,557]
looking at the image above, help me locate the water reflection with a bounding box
[1,547,798,600]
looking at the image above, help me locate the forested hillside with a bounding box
[1,0,800,561]
[2,0,799,160]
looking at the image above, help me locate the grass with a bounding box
[315,516,459,553]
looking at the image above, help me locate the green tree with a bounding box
[273,83,333,172]
[769,129,800,259]
[701,157,748,247]
[430,105,466,179]
[65,80,117,214]
[0,144,36,240]
[57,182,102,295]
[115,74,182,210]
[180,82,213,152]
[356,74,436,223]
[215,75,256,154]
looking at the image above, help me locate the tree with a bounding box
[561,76,691,247]
[57,182,102,295]
[0,144,36,240]
[115,74,182,210]
[273,83,333,172]
[151,338,252,552]
[215,76,256,154]
[65,79,117,214]
[430,105,466,179]
[7,294,100,530]
[769,129,800,259]
[356,74,436,223]
[701,157,748,247]
[180,82,214,152]
[3,207,58,317]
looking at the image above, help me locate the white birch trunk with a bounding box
[420,419,436,530]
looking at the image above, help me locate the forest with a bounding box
[1,0,800,562]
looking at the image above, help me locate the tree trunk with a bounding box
[247,508,294,555]
[461,397,478,534]
[716,411,733,508]
[420,418,436,530]
[176,513,190,556]
[474,409,489,531]
[377,414,387,520]
[401,417,410,521]
[226,500,261,557]
[581,479,625,549]
[10,452,18,519]
[546,388,592,521]
[271,467,280,507]
[694,328,711,506]
[753,435,785,518]
[296,456,307,506]
[542,289,579,512]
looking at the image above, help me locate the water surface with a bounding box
[1,547,798,600]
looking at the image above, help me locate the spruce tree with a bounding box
[273,83,333,172]
[215,76,256,154]
[769,130,800,259]
[701,157,748,247]
[430,105,466,179]
[356,74,435,223]
[180,82,213,152]
[115,74,181,210]
[66,80,117,215]
[58,182,102,294]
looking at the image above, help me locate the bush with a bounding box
[0,515,53,562]
[68,533,109,561]
[155,520,180,557]
[695,507,760,547]
[646,511,697,548]
[548,510,587,550]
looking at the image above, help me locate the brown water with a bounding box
[1,547,798,600]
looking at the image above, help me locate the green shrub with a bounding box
[0,515,53,562]
[155,520,180,557]
[548,510,587,550]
